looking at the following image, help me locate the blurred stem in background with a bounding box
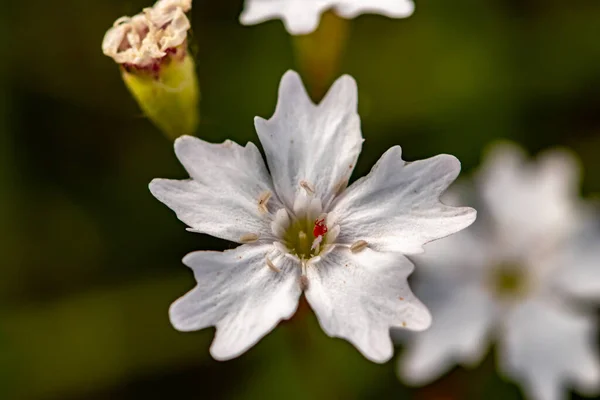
[292,11,349,101]
[122,45,200,141]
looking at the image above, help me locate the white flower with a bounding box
[149,70,475,362]
[102,0,192,68]
[398,142,600,400]
[240,0,415,35]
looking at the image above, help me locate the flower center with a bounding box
[489,262,528,299]
[283,215,329,260]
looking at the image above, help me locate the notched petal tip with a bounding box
[406,305,433,332]
[280,69,303,87]
[173,134,202,154]
[276,70,314,106]
[253,115,269,130]
[168,295,198,332]
[364,342,395,364]
[434,153,462,180]
[209,339,246,362]
[320,74,359,112]
[148,177,163,193]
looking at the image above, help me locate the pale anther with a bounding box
[350,240,368,253]
[258,190,272,214]
[240,233,260,243]
[266,257,281,273]
[300,180,315,195]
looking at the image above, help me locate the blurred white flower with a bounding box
[398,142,600,400]
[150,70,475,362]
[102,0,192,68]
[240,0,415,35]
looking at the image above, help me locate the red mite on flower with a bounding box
[313,216,328,238]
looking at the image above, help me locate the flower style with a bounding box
[149,71,475,362]
[398,143,600,400]
[240,0,415,35]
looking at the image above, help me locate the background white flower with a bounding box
[240,0,415,35]
[149,70,475,362]
[398,142,600,400]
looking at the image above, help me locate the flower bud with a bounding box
[102,0,199,140]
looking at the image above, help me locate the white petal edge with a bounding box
[304,247,431,363]
[240,0,331,35]
[149,136,282,243]
[170,244,302,360]
[255,70,363,210]
[499,298,600,400]
[330,146,476,254]
[552,222,600,302]
[240,0,415,35]
[399,284,496,385]
[335,0,415,19]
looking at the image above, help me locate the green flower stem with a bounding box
[292,11,350,101]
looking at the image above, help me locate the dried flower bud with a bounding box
[102,0,199,139]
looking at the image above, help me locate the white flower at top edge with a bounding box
[102,0,192,68]
[240,0,415,35]
[398,142,600,400]
[149,70,475,363]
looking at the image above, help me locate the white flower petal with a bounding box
[149,136,282,243]
[399,284,496,385]
[255,71,363,209]
[330,146,476,254]
[240,0,414,35]
[240,0,329,35]
[335,0,414,19]
[478,143,583,253]
[500,298,600,400]
[551,219,600,302]
[414,225,491,278]
[304,248,431,363]
[170,244,302,360]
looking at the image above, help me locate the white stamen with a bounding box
[350,240,368,253]
[308,198,323,222]
[240,233,260,243]
[320,244,335,257]
[266,257,281,273]
[326,224,340,244]
[271,209,290,238]
[273,241,290,254]
[258,190,272,214]
[300,180,315,195]
[307,256,321,265]
[284,252,301,263]
[311,235,323,252]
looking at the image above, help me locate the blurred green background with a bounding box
[2,0,600,398]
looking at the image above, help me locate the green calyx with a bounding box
[122,46,200,140]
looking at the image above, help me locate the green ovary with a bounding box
[490,263,528,299]
[283,219,325,260]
